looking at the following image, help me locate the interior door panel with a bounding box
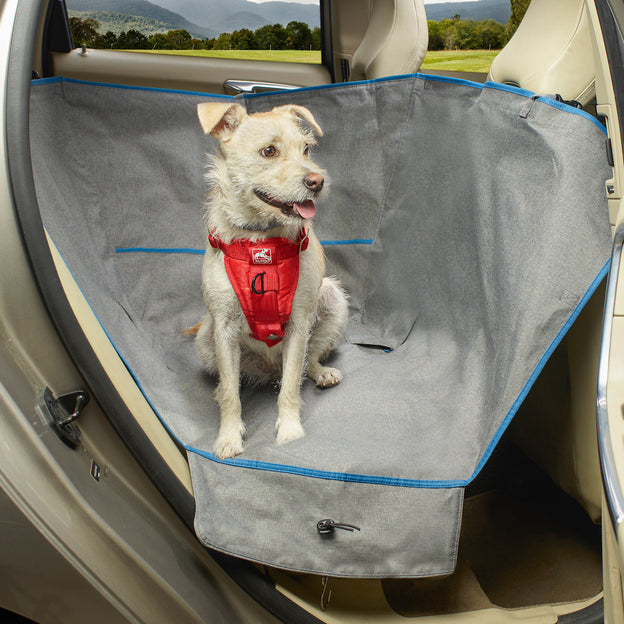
[51,49,332,95]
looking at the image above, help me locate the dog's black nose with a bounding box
[304,172,324,192]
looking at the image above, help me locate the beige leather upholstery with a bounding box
[488,0,595,105]
[350,0,428,81]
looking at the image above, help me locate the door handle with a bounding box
[223,80,297,95]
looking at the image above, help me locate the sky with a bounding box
[247,1,319,3]
[248,0,476,3]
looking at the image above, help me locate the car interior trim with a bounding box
[597,221,624,532]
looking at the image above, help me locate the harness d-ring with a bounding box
[251,272,265,294]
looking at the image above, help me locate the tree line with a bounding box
[69,18,322,51]
[428,0,530,50]
[428,16,505,51]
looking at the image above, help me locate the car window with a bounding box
[64,0,322,64]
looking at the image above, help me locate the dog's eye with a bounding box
[303,144,311,156]
[261,145,278,158]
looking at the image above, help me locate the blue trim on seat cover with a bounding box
[114,239,374,254]
[33,74,607,135]
[34,75,609,488]
[69,236,610,489]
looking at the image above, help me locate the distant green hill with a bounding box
[68,0,215,37]
[69,0,318,36]
[425,0,510,24]
[67,10,192,37]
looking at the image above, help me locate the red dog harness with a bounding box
[208,228,309,347]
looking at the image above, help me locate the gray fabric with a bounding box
[192,459,463,577]
[28,75,611,577]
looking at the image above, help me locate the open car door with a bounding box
[593,0,624,621]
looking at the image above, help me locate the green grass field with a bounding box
[421,49,500,73]
[135,49,323,64]
[131,49,500,72]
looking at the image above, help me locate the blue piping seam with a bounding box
[467,258,610,483]
[114,240,374,254]
[186,445,467,488]
[47,231,182,445]
[33,74,606,133]
[184,259,609,488]
[116,247,205,255]
[57,236,426,488]
[32,75,234,100]
[241,71,604,133]
[241,71,486,100]
[320,238,374,246]
[99,243,610,489]
[537,97,607,134]
[63,237,460,489]
[35,73,608,486]
[483,80,534,98]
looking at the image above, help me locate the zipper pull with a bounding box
[317,519,360,535]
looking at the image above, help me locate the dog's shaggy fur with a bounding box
[195,102,348,459]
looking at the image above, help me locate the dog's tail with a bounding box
[183,322,202,336]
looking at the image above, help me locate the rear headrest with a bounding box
[488,0,595,105]
[350,0,428,81]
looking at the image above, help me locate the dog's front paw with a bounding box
[213,427,245,459]
[275,417,305,446]
[314,366,343,388]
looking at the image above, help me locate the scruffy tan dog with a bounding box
[195,102,348,460]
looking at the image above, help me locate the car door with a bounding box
[40,0,428,95]
[599,222,624,624]
[41,0,335,94]
[593,0,624,621]
[39,0,379,95]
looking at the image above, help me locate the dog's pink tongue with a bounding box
[294,200,316,219]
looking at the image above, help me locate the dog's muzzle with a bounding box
[253,174,323,220]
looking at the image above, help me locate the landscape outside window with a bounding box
[66,0,530,73]
[66,0,324,64]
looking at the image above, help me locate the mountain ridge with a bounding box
[70,0,321,35]
[68,0,511,39]
[69,0,213,36]
[68,10,209,37]
[425,0,510,24]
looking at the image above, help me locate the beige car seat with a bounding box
[488,0,595,105]
[490,0,602,521]
[349,0,429,81]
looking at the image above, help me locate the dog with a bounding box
[195,101,348,460]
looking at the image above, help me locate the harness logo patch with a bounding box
[252,248,273,265]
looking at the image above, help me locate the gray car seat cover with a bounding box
[29,74,611,577]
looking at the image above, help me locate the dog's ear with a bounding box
[274,105,323,137]
[197,102,246,140]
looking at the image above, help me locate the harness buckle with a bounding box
[208,231,219,249]
[299,227,309,252]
